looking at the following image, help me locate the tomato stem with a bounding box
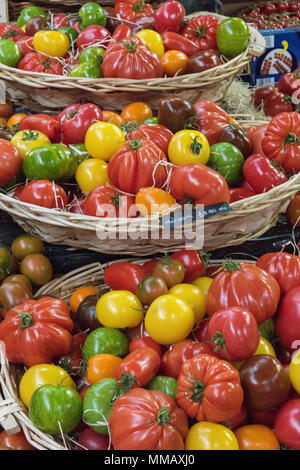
[188,378,205,402]
[285,132,300,145]
[211,331,226,352]
[199,251,211,270]
[157,405,171,425]
[18,312,33,330]
[128,137,142,149]
[22,129,39,141]
[124,40,137,52]
[120,371,137,393]
[190,136,202,155]
[195,25,206,38]
[222,258,241,272]
[133,1,144,13]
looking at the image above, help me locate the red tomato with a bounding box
[278,72,300,96]
[262,112,300,173]
[0,139,22,187]
[129,337,162,357]
[109,388,188,450]
[20,114,61,142]
[18,52,63,75]
[19,180,67,210]
[142,259,159,276]
[16,36,34,57]
[256,252,300,296]
[207,307,259,361]
[194,99,229,119]
[169,163,230,206]
[162,31,199,57]
[103,261,147,293]
[126,124,173,155]
[58,103,103,144]
[82,184,138,218]
[108,139,168,194]
[229,187,256,203]
[181,14,218,50]
[286,193,300,226]
[160,340,214,378]
[102,37,163,79]
[170,249,206,283]
[192,318,210,343]
[0,24,25,42]
[0,297,73,367]
[243,154,287,194]
[77,25,111,50]
[247,124,268,157]
[53,15,69,29]
[111,24,132,41]
[154,1,186,34]
[176,354,244,423]
[252,86,278,108]
[206,260,281,324]
[274,399,300,450]
[0,431,34,450]
[78,428,111,450]
[196,112,231,145]
[115,347,161,388]
[276,286,300,352]
[263,92,293,117]
[115,0,154,21]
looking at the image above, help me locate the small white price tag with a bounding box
[0,0,8,22]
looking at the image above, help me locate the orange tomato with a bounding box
[121,102,152,123]
[135,187,178,217]
[102,110,124,127]
[234,425,280,450]
[161,50,189,77]
[69,286,98,313]
[86,354,123,384]
[7,113,28,127]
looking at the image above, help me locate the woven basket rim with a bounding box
[0,12,266,89]
[1,171,299,226]
[1,256,256,450]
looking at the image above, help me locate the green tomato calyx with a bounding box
[190,136,203,155]
[211,331,226,352]
[195,24,206,38]
[285,132,300,145]
[18,312,34,330]
[188,378,205,402]
[222,258,241,272]
[22,129,39,141]
[157,405,171,425]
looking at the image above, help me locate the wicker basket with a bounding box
[0,167,299,256]
[0,11,265,112]
[0,257,255,450]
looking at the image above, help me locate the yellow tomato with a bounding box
[75,158,109,193]
[33,30,70,57]
[19,364,75,408]
[135,29,164,57]
[85,122,125,160]
[255,337,276,357]
[185,422,239,450]
[11,130,50,158]
[168,130,210,166]
[169,283,206,325]
[145,294,194,345]
[96,290,143,329]
[192,276,213,296]
[289,350,300,393]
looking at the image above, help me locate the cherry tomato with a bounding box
[70,286,98,313]
[75,159,109,193]
[168,130,210,166]
[169,283,206,325]
[85,122,125,160]
[136,275,168,306]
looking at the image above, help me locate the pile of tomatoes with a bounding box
[237,1,300,30]
[253,67,300,117]
[0,1,251,79]
[1,247,300,450]
[1,98,300,217]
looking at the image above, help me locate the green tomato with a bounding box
[78,2,106,30]
[140,117,159,125]
[146,375,178,400]
[58,26,78,43]
[69,143,91,165]
[22,144,78,181]
[0,247,15,281]
[70,62,102,78]
[78,47,105,66]
[0,39,21,68]
[83,378,120,434]
[208,142,244,186]
[82,327,129,360]
[258,318,276,346]
[17,6,46,28]
[217,18,250,58]
[29,385,82,435]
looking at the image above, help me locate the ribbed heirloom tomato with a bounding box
[127,124,173,155]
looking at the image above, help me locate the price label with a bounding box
[0,1,8,22]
